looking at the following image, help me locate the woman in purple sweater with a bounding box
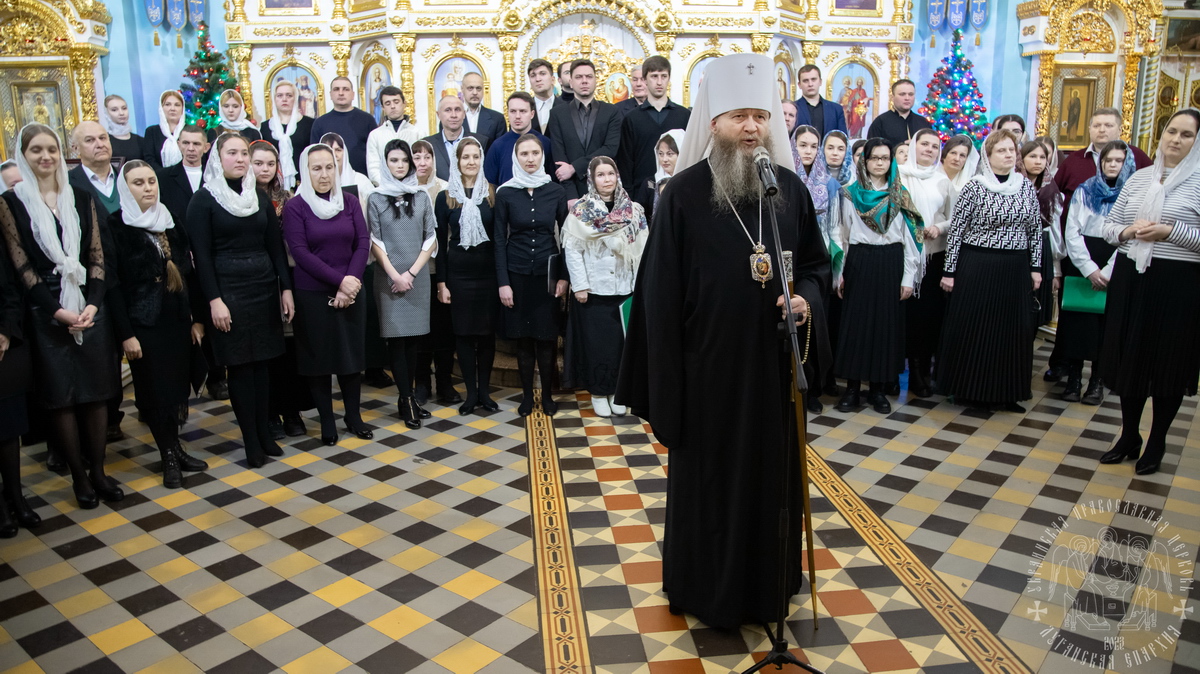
[282,144,373,445]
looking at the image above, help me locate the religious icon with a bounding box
[1166,18,1200,53]
[830,0,883,17]
[15,84,66,142]
[775,61,793,102]
[1160,84,1178,106]
[604,72,631,104]
[1056,78,1098,149]
[685,56,717,107]
[270,65,323,118]
[260,0,317,15]
[362,62,392,124]
[828,62,876,139]
[750,245,773,286]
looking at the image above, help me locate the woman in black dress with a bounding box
[1099,109,1200,475]
[188,133,295,467]
[495,134,568,417]
[144,90,187,168]
[0,233,38,535]
[0,124,123,508]
[251,140,312,439]
[435,137,500,415]
[108,161,210,488]
[282,145,373,444]
[103,94,149,163]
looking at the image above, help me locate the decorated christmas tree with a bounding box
[918,29,989,144]
[180,22,239,129]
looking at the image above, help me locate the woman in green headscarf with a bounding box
[832,137,924,415]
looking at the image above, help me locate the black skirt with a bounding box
[835,243,905,382]
[503,272,559,341]
[293,289,367,376]
[1036,231,1056,326]
[1100,255,1200,398]
[27,278,120,409]
[0,394,28,443]
[128,290,194,424]
[563,293,628,395]
[906,250,947,360]
[211,251,285,366]
[1056,236,1116,363]
[938,246,1035,403]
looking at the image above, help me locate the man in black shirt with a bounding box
[616,55,691,193]
[866,79,933,147]
[793,64,847,138]
[547,59,622,199]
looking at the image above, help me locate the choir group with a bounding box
[0,56,1197,541]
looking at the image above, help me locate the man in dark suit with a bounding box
[67,121,120,217]
[793,64,847,139]
[528,58,564,135]
[461,72,506,149]
[422,95,487,182]
[547,59,623,200]
[156,126,209,229]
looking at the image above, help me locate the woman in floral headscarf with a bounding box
[563,156,647,418]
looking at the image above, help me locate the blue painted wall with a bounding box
[911,0,1032,127]
[99,0,226,131]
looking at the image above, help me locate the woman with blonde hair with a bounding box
[260,79,315,188]
[102,94,149,163]
[208,89,261,142]
[144,90,187,167]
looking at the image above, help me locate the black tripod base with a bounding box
[742,626,825,674]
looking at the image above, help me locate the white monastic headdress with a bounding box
[675,53,796,174]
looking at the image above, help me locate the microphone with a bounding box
[753,146,779,197]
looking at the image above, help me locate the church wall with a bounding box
[99,0,227,131]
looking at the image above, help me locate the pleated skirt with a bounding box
[1100,255,1200,398]
[503,272,559,341]
[938,246,1035,403]
[1056,236,1115,363]
[834,243,905,382]
[1036,231,1056,326]
[563,293,628,395]
[293,289,367,376]
[906,250,947,360]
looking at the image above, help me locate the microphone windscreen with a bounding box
[752,146,772,163]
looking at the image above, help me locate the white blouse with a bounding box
[900,171,952,254]
[1064,194,1116,279]
[836,195,922,289]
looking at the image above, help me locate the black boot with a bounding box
[173,445,209,472]
[399,396,421,430]
[159,446,183,489]
[836,382,862,413]
[1061,365,1083,402]
[1043,364,1066,383]
[3,491,40,530]
[1100,434,1142,464]
[268,415,286,440]
[908,358,933,398]
[868,382,892,414]
[806,394,823,414]
[1081,378,1105,406]
[0,499,15,539]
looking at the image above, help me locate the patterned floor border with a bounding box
[529,391,592,673]
[807,445,1033,674]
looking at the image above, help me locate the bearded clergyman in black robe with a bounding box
[616,53,832,629]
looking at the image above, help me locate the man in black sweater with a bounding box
[866,79,933,147]
[310,76,377,174]
[616,56,691,194]
[556,61,575,104]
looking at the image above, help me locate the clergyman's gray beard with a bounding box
[710,134,772,211]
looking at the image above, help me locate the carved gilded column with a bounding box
[1138,19,1165,148]
[1033,52,1057,137]
[751,34,772,55]
[497,33,520,105]
[806,0,820,21]
[394,33,417,121]
[802,41,822,65]
[887,43,906,89]
[229,45,254,120]
[231,0,247,23]
[655,33,676,57]
[331,41,351,78]
[753,0,768,10]
[331,0,347,20]
[69,45,101,121]
[893,0,906,23]
[1121,51,1143,141]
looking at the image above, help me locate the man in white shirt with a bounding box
[421,96,487,182]
[460,72,506,149]
[527,58,562,135]
[365,85,420,185]
[67,121,119,216]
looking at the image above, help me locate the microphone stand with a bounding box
[742,165,824,674]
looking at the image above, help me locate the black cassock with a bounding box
[617,160,831,629]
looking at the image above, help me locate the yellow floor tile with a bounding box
[221,470,264,488]
[443,569,502,600]
[54,588,112,620]
[369,605,433,640]
[338,524,387,547]
[153,491,199,510]
[112,533,164,558]
[185,583,242,613]
[257,486,300,506]
[24,561,77,590]
[312,577,373,607]
[280,452,321,469]
[358,482,399,501]
[389,546,440,572]
[431,638,502,673]
[134,653,202,674]
[295,504,340,526]
[146,557,201,584]
[267,551,321,578]
[78,512,130,536]
[226,529,273,552]
[281,646,353,674]
[230,613,294,648]
[89,618,155,655]
[187,509,234,530]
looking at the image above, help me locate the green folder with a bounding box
[620,296,633,335]
[1062,276,1107,314]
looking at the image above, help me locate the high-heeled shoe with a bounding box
[1135,440,1165,475]
[73,481,99,510]
[399,396,422,430]
[478,395,499,412]
[89,474,124,503]
[344,421,374,440]
[1100,435,1142,464]
[415,402,432,420]
[4,492,40,529]
[322,435,338,446]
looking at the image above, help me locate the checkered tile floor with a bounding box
[1,334,1197,673]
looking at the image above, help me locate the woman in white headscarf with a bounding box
[410,137,456,406]
[207,89,261,142]
[319,132,374,212]
[1097,108,1200,476]
[261,80,316,190]
[495,134,568,417]
[368,138,438,428]
[939,134,980,212]
[0,124,121,509]
[938,129,1042,413]
[433,137,500,416]
[282,144,372,446]
[103,94,150,163]
[633,128,685,221]
[187,132,294,468]
[143,90,187,167]
[106,160,209,489]
[899,128,953,398]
